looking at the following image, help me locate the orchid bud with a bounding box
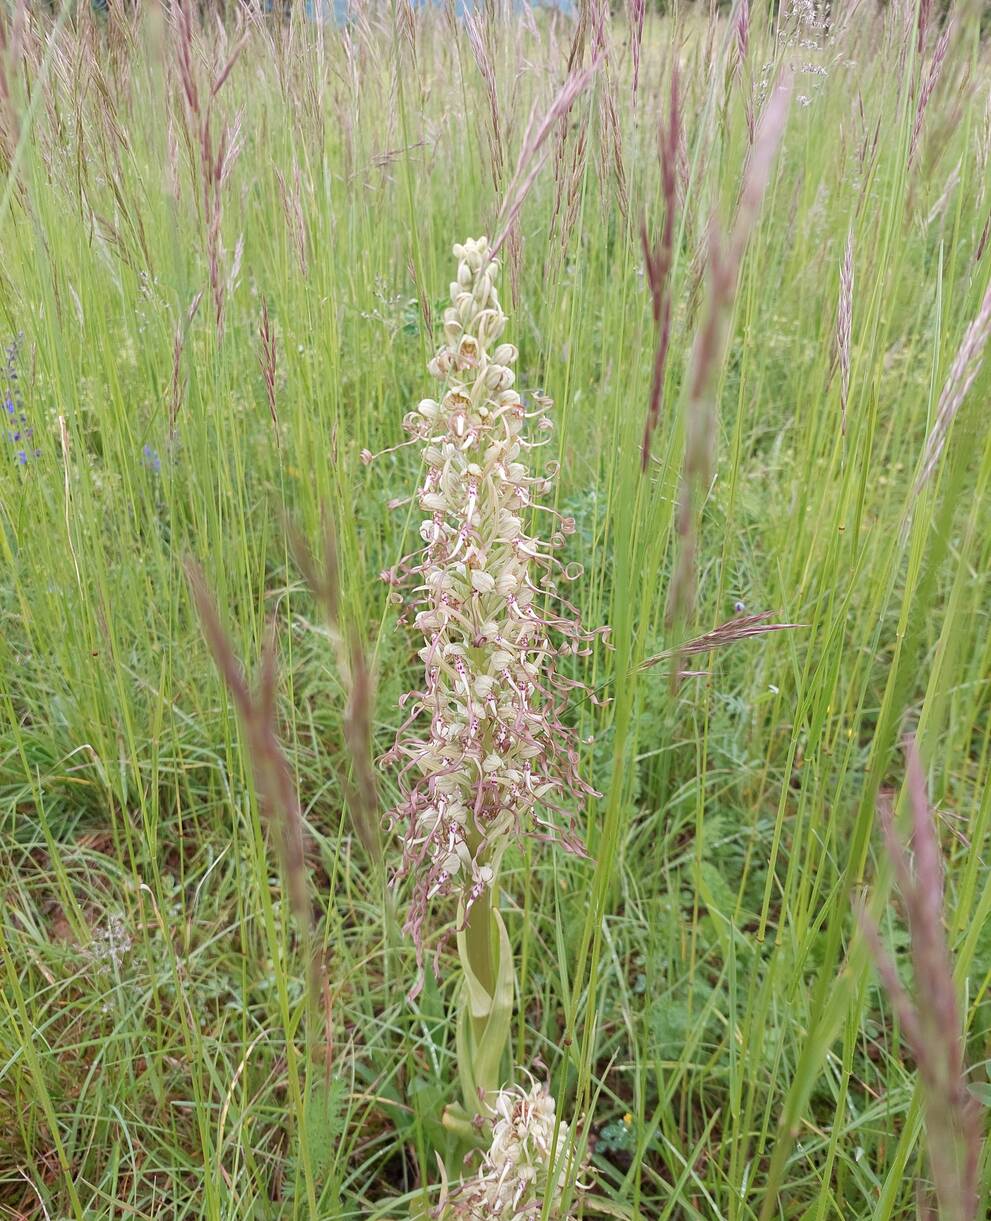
[470,569,496,594]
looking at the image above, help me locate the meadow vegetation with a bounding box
[1,0,991,1217]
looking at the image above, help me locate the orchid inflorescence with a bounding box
[438,1080,583,1218]
[367,237,602,1218]
[377,236,603,984]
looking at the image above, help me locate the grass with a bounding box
[1,1,990,1217]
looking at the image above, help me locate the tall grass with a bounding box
[1,1,990,1217]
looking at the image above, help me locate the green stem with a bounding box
[464,881,496,1017]
[446,862,515,1131]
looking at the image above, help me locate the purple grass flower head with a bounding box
[859,739,984,1221]
[375,237,604,983]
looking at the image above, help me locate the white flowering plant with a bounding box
[436,1081,583,1218]
[370,237,604,1216]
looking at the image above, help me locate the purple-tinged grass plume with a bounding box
[258,297,279,433]
[837,228,854,436]
[916,0,934,55]
[291,521,381,867]
[734,0,750,77]
[628,0,645,102]
[275,163,308,278]
[667,74,792,630]
[172,0,246,343]
[641,66,680,472]
[913,276,991,498]
[858,739,984,1221]
[186,561,311,938]
[598,65,629,222]
[638,611,805,671]
[490,59,603,261]
[169,290,203,440]
[909,23,952,170]
[464,9,504,192]
[0,4,20,160]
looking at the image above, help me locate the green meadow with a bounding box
[2,1,990,1217]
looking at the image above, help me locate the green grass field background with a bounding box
[2,2,990,1216]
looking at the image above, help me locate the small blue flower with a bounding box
[3,335,35,467]
[142,443,161,474]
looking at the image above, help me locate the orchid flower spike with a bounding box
[380,236,603,985]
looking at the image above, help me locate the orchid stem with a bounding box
[465,878,495,1003]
